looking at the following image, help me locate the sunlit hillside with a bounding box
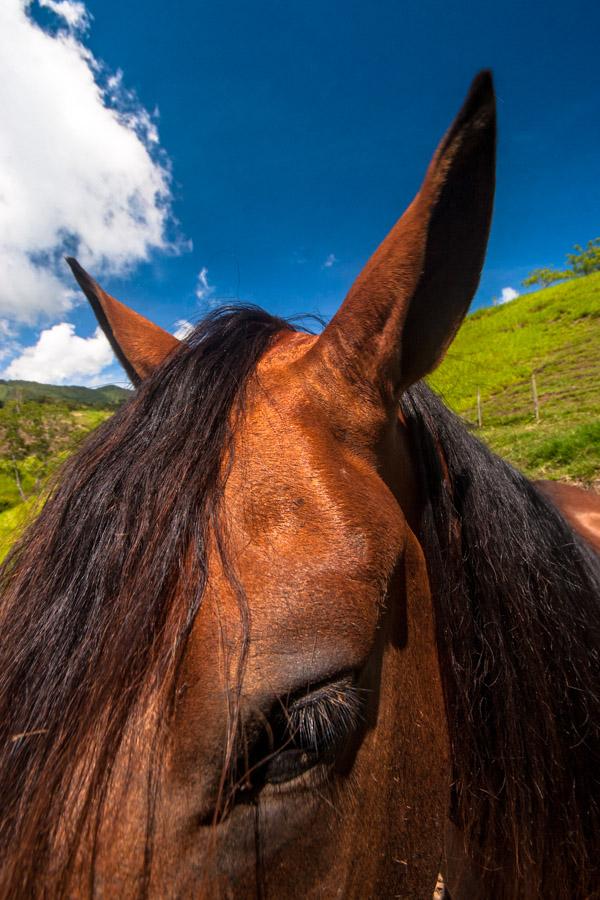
[0,384,131,559]
[429,272,600,483]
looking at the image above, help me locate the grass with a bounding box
[429,272,600,483]
[528,421,600,473]
[475,418,600,482]
[0,402,115,561]
[0,499,37,562]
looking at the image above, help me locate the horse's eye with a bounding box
[238,676,365,793]
[260,746,322,785]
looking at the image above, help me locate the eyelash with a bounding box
[232,678,366,798]
[282,681,365,753]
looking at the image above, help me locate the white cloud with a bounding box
[499,286,519,304]
[195,267,216,304]
[322,253,338,269]
[0,320,16,339]
[3,322,115,385]
[0,320,19,362]
[173,318,194,339]
[0,0,175,325]
[37,0,89,29]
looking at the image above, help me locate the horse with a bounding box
[0,71,598,899]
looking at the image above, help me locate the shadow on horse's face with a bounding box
[63,72,496,896]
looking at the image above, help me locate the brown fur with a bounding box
[536,480,600,552]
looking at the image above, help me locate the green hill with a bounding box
[0,383,131,552]
[0,379,131,408]
[429,272,600,483]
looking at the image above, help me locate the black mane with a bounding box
[0,306,290,896]
[402,382,600,899]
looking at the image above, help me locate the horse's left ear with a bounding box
[66,258,180,386]
[313,71,496,398]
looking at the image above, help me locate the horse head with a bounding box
[43,71,495,897]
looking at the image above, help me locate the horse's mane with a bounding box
[401,382,600,899]
[0,306,290,896]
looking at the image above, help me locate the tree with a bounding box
[567,238,600,276]
[523,237,600,288]
[1,400,27,502]
[522,268,571,288]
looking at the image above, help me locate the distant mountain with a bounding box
[0,380,132,409]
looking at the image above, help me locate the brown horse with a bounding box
[0,72,598,899]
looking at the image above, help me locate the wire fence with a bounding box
[460,363,599,428]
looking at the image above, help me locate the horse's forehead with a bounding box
[259,329,319,370]
[230,329,400,545]
[210,330,407,680]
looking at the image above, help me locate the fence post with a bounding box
[476,388,482,428]
[531,372,540,423]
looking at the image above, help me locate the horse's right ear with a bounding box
[311,71,496,400]
[66,258,180,386]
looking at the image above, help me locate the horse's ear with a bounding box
[66,258,180,385]
[313,71,496,398]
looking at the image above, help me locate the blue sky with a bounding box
[1,0,599,385]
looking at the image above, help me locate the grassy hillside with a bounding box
[0,500,35,561]
[429,272,600,482]
[0,386,131,558]
[0,403,112,512]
